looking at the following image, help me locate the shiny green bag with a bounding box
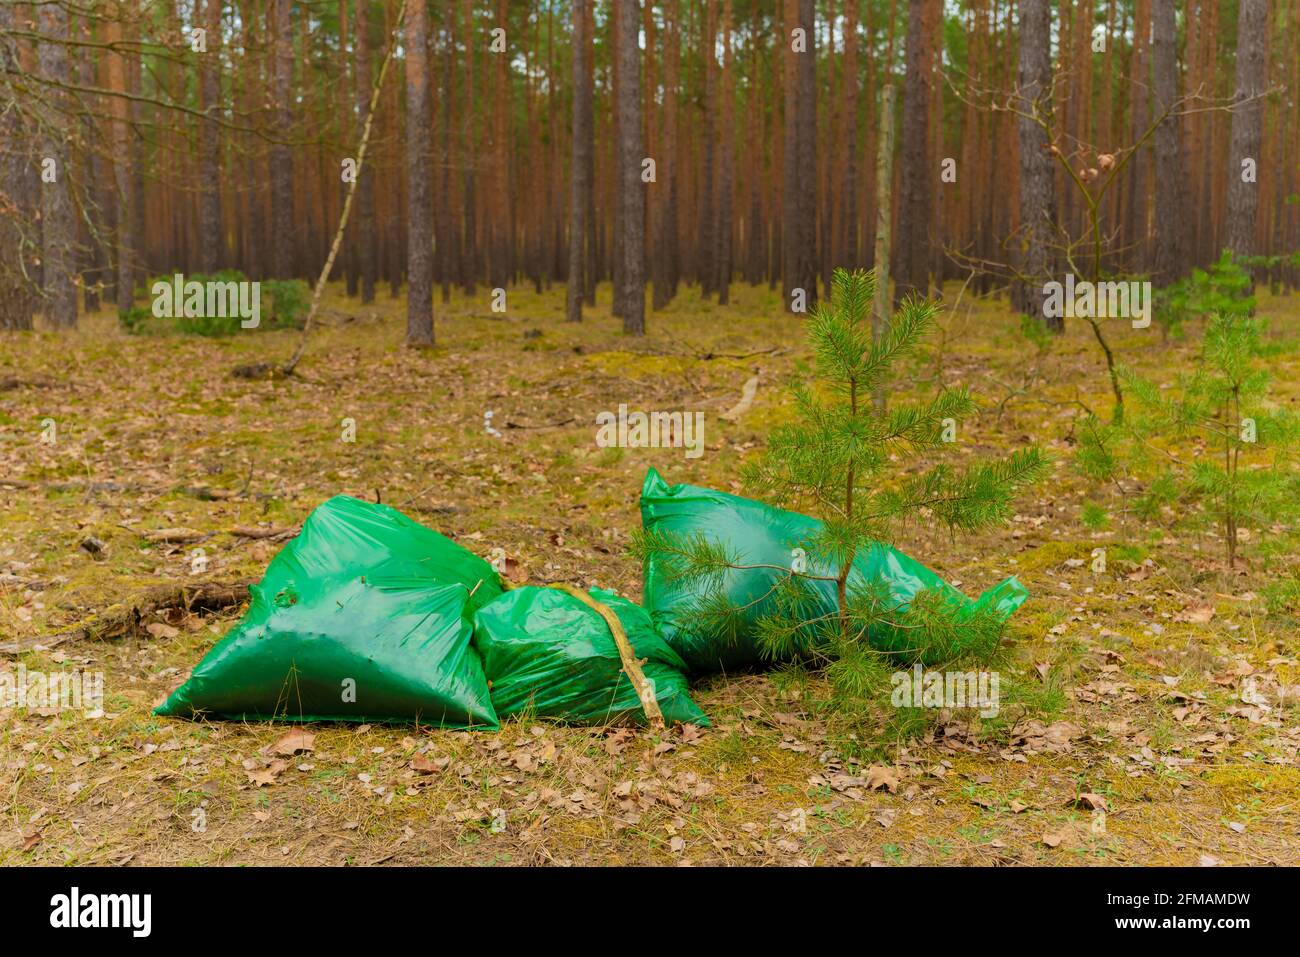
[640,468,1029,674]
[472,586,708,726]
[156,495,500,726]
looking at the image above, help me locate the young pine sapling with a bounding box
[634,269,1049,704]
[1082,313,1299,568]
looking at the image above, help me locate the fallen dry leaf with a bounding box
[865,765,899,793]
[269,729,315,756]
[246,759,289,787]
[1074,792,1109,811]
[1176,603,1215,624]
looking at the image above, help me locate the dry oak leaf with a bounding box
[1042,820,1089,849]
[865,765,899,793]
[246,759,289,787]
[678,724,705,744]
[1073,792,1108,811]
[509,750,535,773]
[269,729,315,757]
[503,556,529,584]
[411,755,449,774]
[1176,603,1215,624]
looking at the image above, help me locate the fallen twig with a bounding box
[142,528,207,544]
[694,346,783,361]
[229,525,298,540]
[504,416,577,430]
[0,580,251,656]
[721,376,760,422]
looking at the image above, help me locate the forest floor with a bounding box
[2,279,1298,866]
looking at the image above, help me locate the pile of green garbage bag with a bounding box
[156,495,704,729]
[158,471,1030,727]
[639,468,1029,675]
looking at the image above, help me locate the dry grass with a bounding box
[1,279,1297,866]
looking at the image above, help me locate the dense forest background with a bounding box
[0,0,1296,337]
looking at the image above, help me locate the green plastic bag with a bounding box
[640,468,1029,674]
[156,495,501,726]
[472,586,709,726]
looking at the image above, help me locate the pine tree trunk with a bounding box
[743,0,763,285]
[699,0,717,297]
[1226,0,1267,261]
[926,0,944,298]
[489,0,510,290]
[72,16,98,292]
[460,0,477,295]
[105,8,134,314]
[1152,0,1187,283]
[840,0,860,271]
[197,0,223,273]
[716,0,734,305]
[583,0,596,306]
[338,0,359,295]
[566,0,590,323]
[615,0,645,334]
[610,5,625,314]
[75,33,103,315]
[269,0,294,278]
[652,0,680,310]
[873,83,896,411]
[820,4,835,300]
[37,1,77,327]
[782,0,817,313]
[640,0,654,304]
[0,1,35,329]
[546,4,561,288]
[1100,0,1118,268]
[894,0,932,304]
[128,14,145,288]
[1125,0,1150,275]
[383,0,403,299]
[439,14,456,303]
[1016,0,1057,329]
[240,0,263,278]
[354,0,377,302]
[405,0,433,345]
